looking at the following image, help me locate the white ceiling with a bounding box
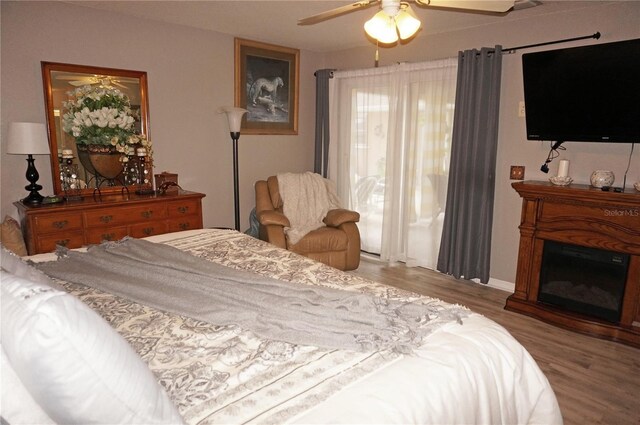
[67,1,607,52]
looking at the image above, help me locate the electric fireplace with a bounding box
[538,241,629,323]
[507,181,640,348]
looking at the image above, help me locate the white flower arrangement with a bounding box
[115,134,153,163]
[62,85,151,160]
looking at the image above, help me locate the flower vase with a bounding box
[76,145,97,177]
[87,145,123,180]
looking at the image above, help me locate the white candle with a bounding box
[558,159,570,178]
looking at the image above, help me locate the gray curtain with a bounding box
[437,46,503,284]
[314,69,334,177]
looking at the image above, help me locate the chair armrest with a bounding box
[324,209,360,227]
[257,210,290,227]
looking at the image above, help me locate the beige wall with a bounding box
[325,1,640,284]
[1,1,323,231]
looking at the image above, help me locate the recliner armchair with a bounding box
[255,176,361,270]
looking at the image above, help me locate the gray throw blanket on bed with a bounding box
[35,238,466,354]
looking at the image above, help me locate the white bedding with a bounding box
[22,229,562,424]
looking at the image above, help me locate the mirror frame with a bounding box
[41,61,150,196]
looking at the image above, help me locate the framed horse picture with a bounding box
[234,38,299,135]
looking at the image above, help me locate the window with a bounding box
[330,59,457,268]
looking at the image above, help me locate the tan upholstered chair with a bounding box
[255,176,361,270]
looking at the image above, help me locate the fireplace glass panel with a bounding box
[538,241,629,323]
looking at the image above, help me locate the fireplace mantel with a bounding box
[506,181,640,348]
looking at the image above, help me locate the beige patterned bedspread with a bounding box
[55,229,469,424]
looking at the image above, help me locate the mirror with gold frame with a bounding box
[41,62,150,196]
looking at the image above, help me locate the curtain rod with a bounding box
[502,31,601,54]
[315,31,602,76]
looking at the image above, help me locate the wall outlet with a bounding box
[518,101,526,118]
[510,165,525,180]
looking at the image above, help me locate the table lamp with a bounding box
[7,122,50,205]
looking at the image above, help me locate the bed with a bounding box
[1,229,562,424]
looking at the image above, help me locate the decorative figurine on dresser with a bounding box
[13,62,206,256]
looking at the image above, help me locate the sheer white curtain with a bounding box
[329,59,457,269]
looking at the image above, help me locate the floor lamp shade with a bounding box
[7,122,50,205]
[220,107,248,133]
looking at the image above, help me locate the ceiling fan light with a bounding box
[364,10,398,44]
[395,7,421,40]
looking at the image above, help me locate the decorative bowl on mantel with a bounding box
[590,170,615,188]
[549,176,573,186]
[634,181,640,192]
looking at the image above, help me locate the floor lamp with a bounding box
[220,107,248,231]
[7,122,51,205]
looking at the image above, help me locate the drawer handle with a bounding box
[141,210,153,219]
[178,222,191,230]
[99,215,113,223]
[52,220,68,229]
[101,233,116,241]
[177,206,189,214]
[142,227,154,236]
[56,239,70,247]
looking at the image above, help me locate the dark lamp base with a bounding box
[22,191,44,205]
[22,155,44,205]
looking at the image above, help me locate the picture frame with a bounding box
[234,38,299,135]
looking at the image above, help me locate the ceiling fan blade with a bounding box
[56,76,95,81]
[118,77,140,84]
[298,0,379,25]
[68,80,97,86]
[416,0,515,13]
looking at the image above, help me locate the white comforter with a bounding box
[27,229,562,424]
[293,316,560,424]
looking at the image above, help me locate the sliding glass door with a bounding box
[330,59,457,269]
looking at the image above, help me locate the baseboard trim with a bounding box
[472,277,515,293]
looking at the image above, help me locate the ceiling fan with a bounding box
[55,74,138,89]
[299,0,539,44]
[299,0,519,26]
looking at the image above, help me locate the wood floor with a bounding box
[350,258,640,425]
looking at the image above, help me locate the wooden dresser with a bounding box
[15,191,206,255]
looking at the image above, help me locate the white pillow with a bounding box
[0,271,184,424]
[1,344,55,424]
[1,245,59,288]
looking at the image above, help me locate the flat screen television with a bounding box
[522,38,640,143]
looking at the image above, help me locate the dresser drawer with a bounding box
[167,215,201,233]
[167,199,200,218]
[36,231,85,254]
[129,221,169,238]
[84,205,168,228]
[33,213,83,234]
[85,226,129,244]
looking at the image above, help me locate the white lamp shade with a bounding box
[364,11,399,44]
[7,122,50,155]
[219,107,248,133]
[395,6,421,40]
